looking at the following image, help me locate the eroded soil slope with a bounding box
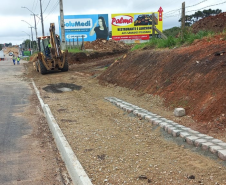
[99,35,226,132]
[192,12,226,33]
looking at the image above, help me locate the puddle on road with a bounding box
[43,83,82,93]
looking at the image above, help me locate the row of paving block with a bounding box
[105,97,226,161]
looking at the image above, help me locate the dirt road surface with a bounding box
[0,54,72,185]
[24,56,226,185]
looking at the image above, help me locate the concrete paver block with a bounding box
[204,136,214,140]
[218,150,226,161]
[194,139,207,147]
[186,136,199,145]
[202,142,215,150]
[133,110,139,115]
[217,143,226,147]
[126,107,134,113]
[181,128,191,131]
[144,115,153,122]
[159,122,169,129]
[211,139,223,143]
[166,120,174,123]
[188,130,200,134]
[116,102,121,106]
[160,118,168,122]
[152,119,161,125]
[137,112,148,118]
[171,129,181,137]
[196,134,207,137]
[174,108,186,117]
[169,122,179,126]
[121,105,128,110]
[166,126,176,134]
[176,125,186,129]
[209,146,223,154]
[180,132,190,138]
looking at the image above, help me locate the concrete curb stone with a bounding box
[202,142,215,150]
[209,146,223,154]
[171,129,181,137]
[33,80,93,185]
[218,150,226,160]
[194,139,208,147]
[212,139,223,143]
[180,132,190,138]
[185,136,199,145]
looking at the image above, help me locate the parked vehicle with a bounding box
[0,50,5,60]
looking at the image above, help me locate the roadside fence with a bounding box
[65,35,85,50]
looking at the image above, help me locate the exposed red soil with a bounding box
[192,12,226,33]
[84,39,132,51]
[98,34,226,134]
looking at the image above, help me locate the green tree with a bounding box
[24,39,31,49]
[178,9,222,26]
[193,11,204,21]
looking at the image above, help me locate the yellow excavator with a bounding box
[34,23,68,74]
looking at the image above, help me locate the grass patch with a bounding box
[131,29,215,51]
[68,47,83,53]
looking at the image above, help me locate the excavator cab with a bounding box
[38,36,51,57]
[34,23,68,74]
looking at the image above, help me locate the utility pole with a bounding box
[32,14,38,50]
[32,14,38,40]
[181,2,185,39]
[59,0,66,50]
[29,27,34,48]
[40,0,45,36]
[21,7,40,50]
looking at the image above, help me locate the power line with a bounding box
[164,0,208,15]
[32,0,39,14]
[43,0,52,13]
[44,0,59,20]
[31,0,36,12]
[186,1,226,14]
[164,1,226,19]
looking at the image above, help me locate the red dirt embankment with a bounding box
[98,35,226,132]
[192,12,226,33]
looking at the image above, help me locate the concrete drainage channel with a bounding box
[31,79,93,185]
[105,97,226,161]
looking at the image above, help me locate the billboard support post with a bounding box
[152,13,155,39]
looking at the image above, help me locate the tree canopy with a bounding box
[179,9,222,26]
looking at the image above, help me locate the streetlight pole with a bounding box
[21,7,40,40]
[39,0,45,36]
[21,20,34,49]
[22,31,31,49]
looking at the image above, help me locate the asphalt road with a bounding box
[0,55,34,183]
[0,54,71,185]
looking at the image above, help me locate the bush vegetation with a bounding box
[131,28,214,51]
[68,47,82,53]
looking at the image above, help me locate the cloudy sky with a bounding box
[0,0,226,45]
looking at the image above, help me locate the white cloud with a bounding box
[0,0,226,44]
